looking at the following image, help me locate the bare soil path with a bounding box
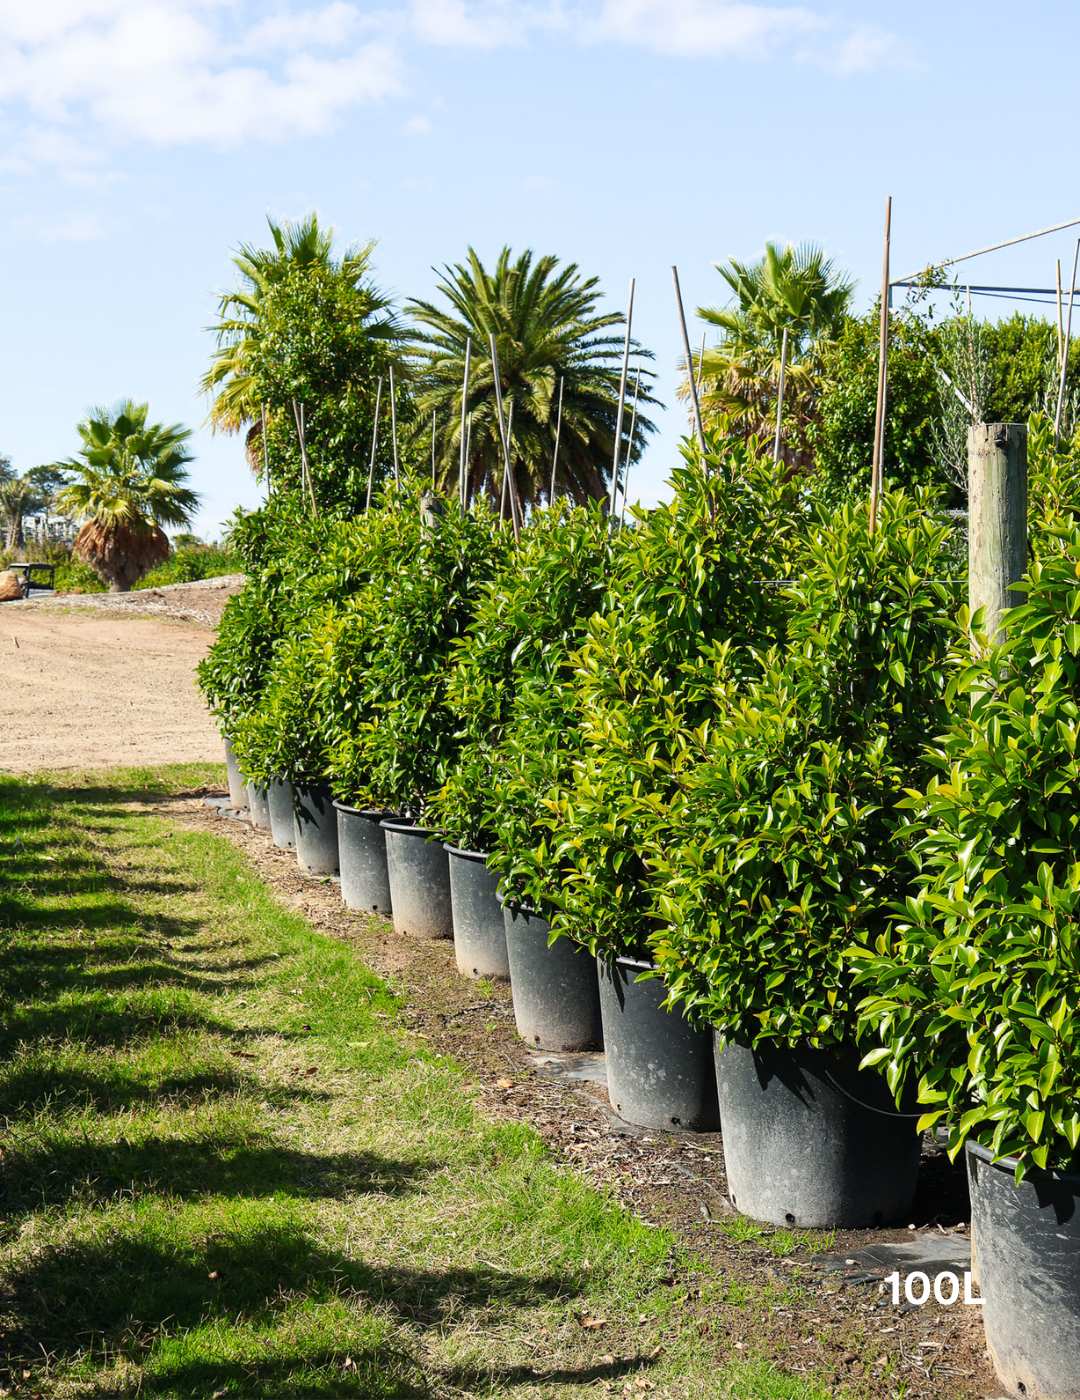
[0,581,236,772]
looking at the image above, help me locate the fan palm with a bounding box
[202,212,404,465]
[409,247,656,514]
[57,400,199,591]
[691,241,854,453]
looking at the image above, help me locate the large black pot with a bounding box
[267,777,296,849]
[714,1040,923,1228]
[967,1141,1080,1399]
[223,737,248,811]
[292,783,339,875]
[598,957,719,1131]
[381,821,453,939]
[334,803,395,914]
[247,784,272,831]
[446,846,510,980]
[503,903,602,1051]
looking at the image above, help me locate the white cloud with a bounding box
[826,23,918,75]
[584,0,822,59]
[404,112,432,134]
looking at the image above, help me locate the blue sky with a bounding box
[0,0,1074,538]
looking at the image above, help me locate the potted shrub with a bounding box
[431,502,612,1016]
[648,489,957,1218]
[855,511,1080,1395]
[535,435,801,1129]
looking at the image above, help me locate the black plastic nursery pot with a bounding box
[967,1141,1080,1399]
[292,783,339,875]
[597,957,719,1131]
[266,777,296,849]
[247,784,272,831]
[714,1040,923,1228]
[445,846,510,980]
[334,803,395,914]
[223,737,249,811]
[380,821,453,939]
[503,903,603,1052]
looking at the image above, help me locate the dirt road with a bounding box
[0,588,233,772]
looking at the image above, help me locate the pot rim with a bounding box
[380,819,440,836]
[443,843,490,861]
[333,800,400,818]
[966,1137,1080,1186]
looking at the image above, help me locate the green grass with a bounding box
[0,769,835,1399]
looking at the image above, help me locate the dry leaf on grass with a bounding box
[496,1077,513,1090]
[647,1344,663,1359]
[579,1316,608,1330]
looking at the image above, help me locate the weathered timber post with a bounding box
[967,422,1028,642]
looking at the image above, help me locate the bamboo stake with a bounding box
[464,411,472,506]
[772,327,789,464]
[291,398,318,516]
[698,332,706,399]
[431,410,437,487]
[459,336,471,510]
[1057,259,1065,368]
[608,278,635,519]
[389,365,400,487]
[261,402,270,489]
[870,196,892,533]
[1054,238,1079,441]
[499,401,514,520]
[489,333,520,544]
[549,375,564,504]
[892,214,1080,287]
[672,266,706,452]
[620,370,641,530]
[365,377,383,512]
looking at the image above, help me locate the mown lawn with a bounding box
[0,768,828,1399]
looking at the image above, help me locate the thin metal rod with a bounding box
[772,327,789,464]
[1057,260,1065,367]
[489,333,520,544]
[549,376,564,504]
[261,402,270,489]
[292,398,318,516]
[609,278,635,518]
[365,377,383,512]
[672,266,706,452]
[499,401,514,519]
[389,365,400,487]
[459,336,471,510]
[464,411,472,507]
[620,370,641,530]
[891,214,1080,286]
[870,196,892,533]
[698,331,706,399]
[431,410,436,487]
[1054,237,1079,440]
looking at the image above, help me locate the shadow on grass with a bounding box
[0,1222,612,1398]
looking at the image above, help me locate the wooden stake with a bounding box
[389,365,400,487]
[464,411,472,506]
[772,327,789,464]
[261,402,270,489]
[698,331,706,400]
[609,278,635,518]
[489,333,520,544]
[968,422,1028,644]
[459,336,471,510]
[1054,238,1079,441]
[672,266,706,452]
[291,398,318,516]
[432,410,437,487]
[365,377,383,512]
[870,195,892,533]
[499,401,514,520]
[549,375,564,504]
[1056,259,1065,367]
[620,370,641,530]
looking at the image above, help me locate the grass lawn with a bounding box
[0,767,829,1399]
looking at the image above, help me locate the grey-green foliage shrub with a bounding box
[520,429,804,956]
[853,441,1080,1178]
[651,490,958,1050]
[323,481,508,816]
[428,501,616,860]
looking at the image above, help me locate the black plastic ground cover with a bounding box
[381,822,453,939]
[967,1140,1080,1399]
[597,957,719,1132]
[334,803,395,914]
[446,846,510,980]
[502,904,603,1051]
[714,1040,923,1228]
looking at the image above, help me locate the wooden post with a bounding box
[967,422,1028,643]
[870,196,892,532]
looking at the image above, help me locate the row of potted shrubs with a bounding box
[200,419,1080,1400]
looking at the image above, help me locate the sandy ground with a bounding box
[0,578,240,772]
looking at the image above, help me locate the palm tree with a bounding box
[408,247,656,514]
[57,401,200,591]
[691,242,854,456]
[201,212,405,472]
